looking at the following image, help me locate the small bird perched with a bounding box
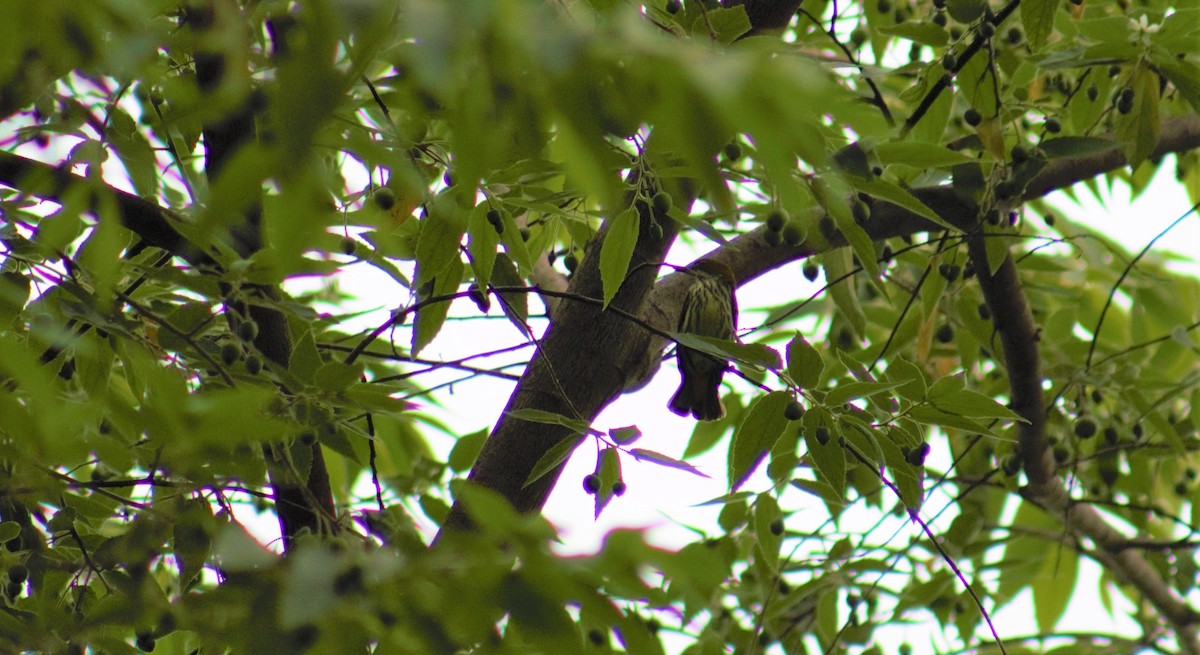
[669,259,738,421]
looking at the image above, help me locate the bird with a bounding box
[668,259,738,421]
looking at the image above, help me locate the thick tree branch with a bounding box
[0,151,198,261]
[439,172,687,533]
[187,0,335,550]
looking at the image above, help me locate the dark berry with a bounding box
[769,519,784,536]
[906,442,931,466]
[782,222,805,246]
[6,564,27,584]
[238,320,259,342]
[1002,454,1021,476]
[852,201,870,223]
[583,474,601,495]
[1044,118,1061,133]
[765,210,787,232]
[815,425,831,445]
[1103,426,1119,445]
[1074,416,1097,439]
[995,181,1018,201]
[784,401,805,421]
[723,141,743,161]
[938,263,960,281]
[964,108,982,126]
[652,191,673,214]
[818,215,839,240]
[612,481,627,496]
[935,323,954,343]
[220,343,241,366]
[1116,88,1134,114]
[373,187,396,211]
[803,263,819,282]
[340,236,357,256]
[467,286,490,313]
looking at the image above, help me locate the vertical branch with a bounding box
[186,0,335,549]
[968,236,1200,652]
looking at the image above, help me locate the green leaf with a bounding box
[280,546,339,629]
[875,142,974,168]
[599,208,640,308]
[630,448,711,478]
[448,429,488,473]
[412,255,464,355]
[1152,50,1200,113]
[524,434,587,488]
[491,253,531,336]
[983,225,1011,277]
[885,357,928,401]
[609,425,642,445]
[825,381,905,408]
[729,391,792,491]
[414,197,467,290]
[1038,136,1119,159]
[753,493,783,571]
[506,408,594,435]
[467,203,501,292]
[212,522,277,572]
[801,407,849,494]
[879,427,924,509]
[290,327,323,383]
[820,250,867,339]
[1021,0,1061,51]
[313,360,365,392]
[173,500,213,589]
[786,332,823,390]
[0,521,20,543]
[907,405,991,434]
[850,176,954,231]
[877,21,949,47]
[703,6,752,43]
[929,388,1027,422]
[108,108,159,197]
[671,333,781,370]
[593,446,623,518]
[957,47,999,122]
[1115,66,1161,167]
[945,0,986,23]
